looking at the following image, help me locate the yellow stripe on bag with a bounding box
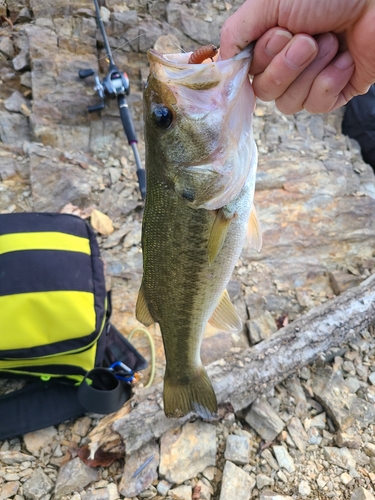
[0,291,96,350]
[0,232,91,256]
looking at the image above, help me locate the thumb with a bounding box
[220,0,279,59]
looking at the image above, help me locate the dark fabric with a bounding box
[0,250,94,296]
[0,213,90,237]
[0,381,85,440]
[342,85,375,169]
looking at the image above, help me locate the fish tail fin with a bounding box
[163,367,218,419]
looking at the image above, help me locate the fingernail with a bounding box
[333,51,354,70]
[285,35,317,68]
[316,33,337,60]
[265,30,293,57]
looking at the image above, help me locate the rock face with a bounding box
[159,421,217,484]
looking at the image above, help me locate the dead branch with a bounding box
[88,273,375,455]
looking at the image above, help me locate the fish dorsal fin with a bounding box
[208,289,242,333]
[247,205,262,252]
[135,284,155,327]
[208,209,233,265]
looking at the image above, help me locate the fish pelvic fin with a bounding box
[247,205,262,252]
[208,289,242,333]
[135,284,155,327]
[163,367,217,419]
[208,208,233,265]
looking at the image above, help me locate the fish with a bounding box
[136,44,261,419]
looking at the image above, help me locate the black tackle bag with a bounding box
[0,212,147,440]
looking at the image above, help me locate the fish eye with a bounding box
[152,105,174,129]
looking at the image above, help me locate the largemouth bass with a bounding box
[136,45,261,419]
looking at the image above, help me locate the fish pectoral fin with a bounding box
[208,289,242,333]
[207,208,233,265]
[135,285,155,327]
[247,205,262,252]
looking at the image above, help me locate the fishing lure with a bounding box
[188,44,218,64]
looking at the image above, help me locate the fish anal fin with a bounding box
[163,367,217,419]
[208,289,242,333]
[247,205,262,252]
[208,209,233,265]
[135,284,155,327]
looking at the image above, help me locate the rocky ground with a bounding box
[1,0,375,499]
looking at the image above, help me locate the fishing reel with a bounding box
[78,64,130,112]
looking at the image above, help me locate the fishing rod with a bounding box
[78,0,146,200]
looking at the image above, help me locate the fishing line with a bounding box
[128,327,156,388]
[96,33,146,62]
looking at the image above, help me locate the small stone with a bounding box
[169,485,192,500]
[261,449,279,470]
[219,461,255,500]
[119,441,159,498]
[369,372,375,385]
[23,468,54,500]
[343,360,356,374]
[202,466,216,481]
[336,431,362,449]
[310,412,326,429]
[323,447,356,470]
[196,480,214,500]
[298,480,311,497]
[0,451,36,465]
[299,366,311,380]
[245,399,285,441]
[54,458,99,499]
[224,434,250,465]
[13,50,30,71]
[351,487,375,500]
[340,472,353,485]
[247,311,278,344]
[0,481,20,500]
[4,90,29,113]
[20,71,32,88]
[346,377,361,393]
[24,427,57,456]
[259,491,293,500]
[72,417,92,437]
[0,37,14,59]
[316,474,326,489]
[81,488,109,500]
[157,480,171,496]
[287,417,308,453]
[272,446,295,473]
[277,471,288,483]
[364,443,375,457]
[257,474,274,489]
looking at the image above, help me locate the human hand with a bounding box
[220,0,375,114]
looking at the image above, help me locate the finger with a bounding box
[220,0,279,59]
[251,28,293,75]
[302,51,355,113]
[252,34,318,101]
[275,33,339,114]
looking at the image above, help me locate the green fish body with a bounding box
[136,46,260,418]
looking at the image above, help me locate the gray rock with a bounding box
[0,157,18,180]
[23,468,54,500]
[0,111,31,146]
[313,370,375,430]
[351,487,375,500]
[54,458,99,499]
[119,441,159,498]
[287,417,308,453]
[336,431,362,449]
[5,91,31,114]
[284,376,307,405]
[245,399,285,441]
[323,447,356,470]
[224,434,250,465]
[259,492,293,500]
[18,7,33,22]
[298,481,311,497]
[0,481,20,500]
[0,37,15,59]
[157,480,172,496]
[247,311,278,344]
[81,489,109,500]
[13,50,30,71]
[261,449,279,470]
[369,372,375,385]
[159,421,216,484]
[310,412,326,429]
[0,451,36,465]
[169,485,192,500]
[256,473,274,489]
[20,71,32,88]
[346,377,361,393]
[24,426,57,456]
[272,446,295,473]
[219,461,255,500]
